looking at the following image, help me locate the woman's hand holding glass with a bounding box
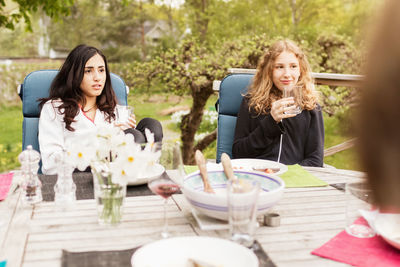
[115,105,136,130]
[270,97,296,122]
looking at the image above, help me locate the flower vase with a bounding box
[92,166,127,225]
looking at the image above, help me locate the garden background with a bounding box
[0,0,381,172]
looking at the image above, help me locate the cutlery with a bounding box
[187,258,218,267]
[195,150,214,193]
[221,153,252,193]
[221,153,237,181]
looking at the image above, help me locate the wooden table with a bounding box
[0,167,365,267]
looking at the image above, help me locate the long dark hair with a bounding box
[39,44,117,131]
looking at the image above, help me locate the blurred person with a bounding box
[358,0,400,211]
[232,39,324,166]
[38,44,163,175]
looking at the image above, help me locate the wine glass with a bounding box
[147,142,185,238]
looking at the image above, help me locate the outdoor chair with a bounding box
[19,69,128,172]
[215,73,253,163]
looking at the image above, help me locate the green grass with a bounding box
[0,93,360,172]
[0,104,23,172]
[323,114,361,171]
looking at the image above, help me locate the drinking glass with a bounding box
[228,179,260,247]
[115,104,134,126]
[345,180,376,238]
[283,85,302,115]
[147,142,185,238]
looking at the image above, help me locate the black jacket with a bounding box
[232,97,324,167]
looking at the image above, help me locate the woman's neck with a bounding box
[82,97,97,112]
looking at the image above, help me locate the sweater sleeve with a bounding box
[38,101,65,174]
[232,98,283,158]
[299,106,324,167]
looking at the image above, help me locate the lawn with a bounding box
[0,104,23,172]
[0,93,361,172]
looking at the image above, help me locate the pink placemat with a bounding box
[312,218,400,266]
[0,172,13,201]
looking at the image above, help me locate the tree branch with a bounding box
[193,130,217,151]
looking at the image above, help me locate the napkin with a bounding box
[0,172,13,201]
[279,164,328,188]
[312,218,400,267]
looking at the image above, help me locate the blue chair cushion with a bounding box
[216,114,238,161]
[216,73,254,163]
[218,73,253,116]
[22,118,40,152]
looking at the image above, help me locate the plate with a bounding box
[230,158,288,175]
[127,163,165,185]
[374,213,400,250]
[131,236,259,267]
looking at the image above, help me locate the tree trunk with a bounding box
[139,1,146,60]
[288,0,298,28]
[181,81,214,164]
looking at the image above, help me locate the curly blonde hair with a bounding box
[247,39,318,115]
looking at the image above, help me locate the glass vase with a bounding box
[92,165,126,225]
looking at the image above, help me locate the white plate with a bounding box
[374,213,400,250]
[131,236,258,267]
[230,158,288,175]
[127,164,165,185]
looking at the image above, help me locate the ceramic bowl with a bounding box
[181,170,285,221]
[375,213,400,250]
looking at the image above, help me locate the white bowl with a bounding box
[181,170,285,221]
[375,213,400,250]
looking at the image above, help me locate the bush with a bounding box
[0,61,61,106]
[171,109,218,141]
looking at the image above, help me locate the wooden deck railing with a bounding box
[213,68,364,157]
[215,68,364,89]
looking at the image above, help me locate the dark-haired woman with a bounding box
[39,44,162,175]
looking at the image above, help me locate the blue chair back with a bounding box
[216,73,254,163]
[20,69,128,167]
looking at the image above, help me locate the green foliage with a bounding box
[0,0,73,31]
[0,61,61,106]
[47,0,182,62]
[0,24,38,57]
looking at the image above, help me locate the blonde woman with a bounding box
[232,40,324,166]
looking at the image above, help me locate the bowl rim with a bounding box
[182,169,285,196]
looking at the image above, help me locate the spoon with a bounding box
[221,153,253,193]
[194,150,214,193]
[221,153,237,182]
